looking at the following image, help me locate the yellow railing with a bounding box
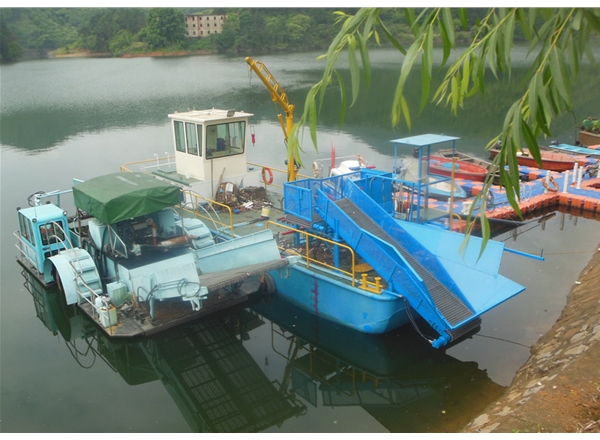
[180,190,235,238]
[120,155,174,173]
[265,221,382,294]
[265,221,356,285]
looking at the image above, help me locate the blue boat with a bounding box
[270,162,526,347]
[545,141,600,157]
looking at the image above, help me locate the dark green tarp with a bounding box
[73,173,181,224]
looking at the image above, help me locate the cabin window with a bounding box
[174,121,186,152]
[206,121,245,160]
[185,122,198,155]
[18,212,35,246]
[40,221,65,246]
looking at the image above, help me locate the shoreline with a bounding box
[48,50,214,59]
[463,245,600,433]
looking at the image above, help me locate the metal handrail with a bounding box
[180,190,235,238]
[265,220,376,291]
[120,154,174,173]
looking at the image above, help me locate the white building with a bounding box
[185,14,226,38]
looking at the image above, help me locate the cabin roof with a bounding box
[19,203,67,222]
[72,173,181,224]
[168,108,253,124]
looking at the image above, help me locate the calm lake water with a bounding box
[2,48,600,433]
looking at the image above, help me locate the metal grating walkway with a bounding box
[334,198,474,328]
[149,316,300,432]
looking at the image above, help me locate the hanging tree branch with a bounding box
[288,7,600,255]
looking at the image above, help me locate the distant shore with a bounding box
[48,49,214,59]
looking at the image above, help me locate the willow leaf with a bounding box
[420,27,433,111]
[438,19,452,65]
[373,29,381,46]
[516,7,532,41]
[477,215,491,260]
[477,47,486,95]
[461,55,470,100]
[308,89,318,148]
[392,41,420,126]
[442,8,455,47]
[487,29,499,78]
[334,70,347,131]
[522,119,541,163]
[506,137,521,194]
[503,10,516,68]
[363,10,374,37]
[357,32,371,90]
[511,103,523,154]
[404,8,416,29]
[347,36,361,106]
[377,19,406,55]
[555,46,572,104]
[536,100,552,136]
[571,8,583,31]
[458,8,468,30]
[450,76,460,113]
[528,76,538,123]
[583,8,600,34]
[566,33,579,79]
[534,74,552,135]
[400,94,411,129]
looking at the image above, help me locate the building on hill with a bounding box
[185,14,226,38]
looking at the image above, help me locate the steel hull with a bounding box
[271,264,410,334]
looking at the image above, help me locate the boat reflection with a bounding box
[24,268,504,433]
[23,269,304,432]
[253,295,506,433]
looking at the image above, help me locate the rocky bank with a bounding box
[463,246,600,433]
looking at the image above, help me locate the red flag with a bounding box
[331,140,336,169]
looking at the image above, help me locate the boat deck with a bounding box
[80,258,289,338]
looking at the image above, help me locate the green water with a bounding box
[1,48,600,433]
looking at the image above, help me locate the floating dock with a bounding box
[425,160,600,230]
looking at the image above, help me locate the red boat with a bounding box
[489,148,586,172]
[428,155,488,181]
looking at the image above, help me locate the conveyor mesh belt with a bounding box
[334,198,474,327]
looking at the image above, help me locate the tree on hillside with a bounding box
[1,17,22,62]
[77,8,146,53]
[290,7,600,250]
[143,8,185,50]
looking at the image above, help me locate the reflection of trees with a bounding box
[315,60,600,146]
[3,53,597,154]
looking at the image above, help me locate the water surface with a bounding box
[2,48,599,432]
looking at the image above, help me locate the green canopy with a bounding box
[73,173,182,224]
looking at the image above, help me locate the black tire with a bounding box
[261,273,276,295]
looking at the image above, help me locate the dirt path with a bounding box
[463,247,600,433]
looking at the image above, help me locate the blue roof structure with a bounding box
[391,134,460,147]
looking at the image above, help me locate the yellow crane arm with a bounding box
[246,56,295,139]
[246,56,298,181]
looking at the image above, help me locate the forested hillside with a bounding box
[0,7,367,61]
[1,7,494,63]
